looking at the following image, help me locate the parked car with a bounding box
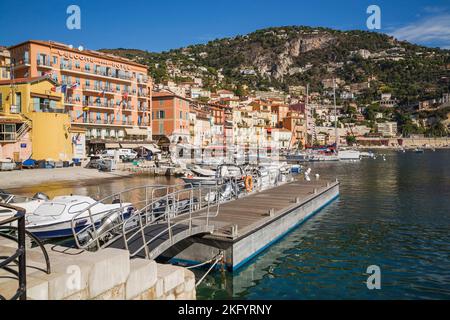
[101,149,138,160]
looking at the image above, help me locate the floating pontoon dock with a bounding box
[162,179,339,271]
[72,178,339,272]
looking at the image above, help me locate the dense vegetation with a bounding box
[102,26,450,105]
[101,26,450,136]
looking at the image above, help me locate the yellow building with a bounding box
[0,76,74,161]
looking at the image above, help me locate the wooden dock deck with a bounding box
[167,178,340,270]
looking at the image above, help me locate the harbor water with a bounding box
[6,150,450,299]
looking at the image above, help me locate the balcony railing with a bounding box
[60,64,134,82]
[31,103,66,114]
[37,60,52,68]
[72,118,133,126]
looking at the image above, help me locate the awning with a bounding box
[133,144,161,153]
[31,93,61,101]
[120,143,139,149]
[105,143,120,149]
[125,128,148,136]
[0,116,23,124]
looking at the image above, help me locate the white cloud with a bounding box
[390,14,450,47]
[423,6,447,14]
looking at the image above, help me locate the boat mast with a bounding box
[333,78,338,152]
[306,83,309,149]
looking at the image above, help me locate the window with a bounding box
[68,202,90,214]
[52,56,58,65]
[180,111,183,119]
[0,124,16,141]
[159,122,164,134]
[157,110,165,119]
[13,92,21,113]
[159,100,164,106]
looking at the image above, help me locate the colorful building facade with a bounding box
[0,77,73,161]
[8,40,153,153]
[152,92,191,144]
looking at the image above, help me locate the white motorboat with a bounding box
[26,195,134,239]
[182,164,245,186]
[0,190,50,217]
[189,166,216,177]
[338,150,361,161]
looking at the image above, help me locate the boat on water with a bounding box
[182,164,245,186]
[0,190,50,215]
[25,195,134,239]
[338,149,361,161]
[414,148,425,154]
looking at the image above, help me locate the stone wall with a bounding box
[0,242,196,300]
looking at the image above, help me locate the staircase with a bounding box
[16,116,32,140]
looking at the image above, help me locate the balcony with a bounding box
[11,57,30,69]
[60,65,134,83]
[37,59,52,69]
[31,103,66,114]
[83,86,116,94]
[72,118,133,127]
[83,101,116,110]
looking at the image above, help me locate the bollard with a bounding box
[314,188,318,194]
[268,208,275,217]
[231,225,239,238]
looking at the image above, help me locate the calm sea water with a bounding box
[7,150,450,300]
[197,150,450,300]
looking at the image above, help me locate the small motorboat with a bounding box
[414,148,424,154]
[0,190,50,214]
[26,195,133,239]
[338,150,361,161]
[181,164,245,187]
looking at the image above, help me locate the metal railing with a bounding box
[71,183,193,251]
[0,204,51,300]
[121,183,228,259]
[70,182,239,259]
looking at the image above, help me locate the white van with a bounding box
[101,149,138,159]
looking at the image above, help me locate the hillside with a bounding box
[101,26,450,106]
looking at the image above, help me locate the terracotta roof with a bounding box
[152,91,176,98]
[8,40,148,69]
[0,76,57,86]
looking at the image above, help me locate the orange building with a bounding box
[271,104,289,127]
[152,92,190,144]
[8,40,152,152]
[283,111,307,149]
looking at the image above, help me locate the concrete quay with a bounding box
[0,241,195,300]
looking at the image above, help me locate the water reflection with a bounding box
[6,151,450,299]
[197,150,450,300]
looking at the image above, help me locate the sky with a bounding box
[0,0,449,52]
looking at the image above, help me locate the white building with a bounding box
[377,122,398,137]
[270,129,292,150]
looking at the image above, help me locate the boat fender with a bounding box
[244,176,253,193]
